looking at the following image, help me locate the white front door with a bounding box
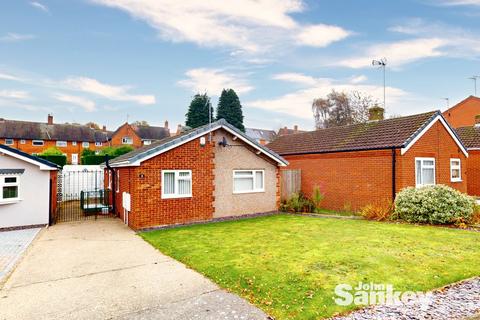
[71,153,78,165]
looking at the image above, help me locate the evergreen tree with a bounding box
[185,93,213,129]
[216,89,245,132]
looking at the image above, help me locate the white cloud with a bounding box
[0,72,24,82]
[53,93,96,112]
[272,73,319,86]
[0,90,30,99]
[350,75,368,84]
[296,24,350,47]
[30,1,49,13]
[0,33,35,42]
[89,0,350,53]
[246,73,408,119]
[337,38,446,69]
[177,68,254,95]
[438,0,480,5]
[64,77,156,105]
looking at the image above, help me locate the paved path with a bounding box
[0,228,40,283]
[0,219,267,320]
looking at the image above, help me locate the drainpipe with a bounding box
[105,155,117,216]
[391,147,396,202]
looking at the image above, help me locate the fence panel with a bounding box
[280,169,301,201]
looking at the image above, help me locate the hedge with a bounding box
[38,155,67,167]
[81,155,108,165]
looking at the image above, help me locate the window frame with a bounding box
[450,158,462,182]
[0,175,21,203]
[95,142,102,147]
[82,142,90,148]
[232,169,265,194]
[143,140,152,146]
[56,140,67,147]
[4,138,13,145]
[72,141,77,146]
[415,157,436,187]
[20,139,26,144]
[161,170,192,199]
[32,140,44,146]
[122,136,133,145]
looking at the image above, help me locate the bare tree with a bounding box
[312,90,378,129]
[132,120,149,126]
[85,122,100,130]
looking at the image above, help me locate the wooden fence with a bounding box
[280,169,301,201]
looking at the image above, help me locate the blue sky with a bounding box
[1,0,480,131]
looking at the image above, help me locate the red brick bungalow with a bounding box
[267,110,469,212]
[104,119,288,230]
[443,95,480,128]
[455,125,480,196]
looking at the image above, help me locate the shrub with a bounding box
[281,192,315,213]
[37,154,67,167]
[360,199,393,221]
[311,186,324,214]
[393,185,475,225]
[39,147,63,156]
[81,155,107,165]
[100,145,133,157]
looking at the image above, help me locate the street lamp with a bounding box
[372,58,387,109]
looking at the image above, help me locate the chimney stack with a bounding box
[164,120,169,129]
[368,106,385,121]
[176,124,183,135]
[294,125,298,132]
[47,114,53,125]
[102,125,107,132]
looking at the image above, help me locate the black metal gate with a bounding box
[55,167,115,223]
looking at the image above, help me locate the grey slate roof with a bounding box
[0,144,59,169]
[109,119,287,166]
[0,119,109,142]
[133,125,170,140]
[245,128,277,143]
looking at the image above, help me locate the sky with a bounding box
[1,0,480,132]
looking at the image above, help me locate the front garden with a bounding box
[141,215,480,319]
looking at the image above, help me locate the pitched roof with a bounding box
[455,126,480,149]
[245,128,277,142]
[0,119,109,142]
[108,119,288,167]
[443,95,480,115]
[267,111,462,155]
[0,144,58,170]
[132,125,170,140]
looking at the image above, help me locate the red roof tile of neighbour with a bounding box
[455,126,480,149]
[267,111,439,155]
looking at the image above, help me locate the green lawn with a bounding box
[140,215,480,319]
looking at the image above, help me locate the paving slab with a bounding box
[0,228,40,283]
[0,219,267,320]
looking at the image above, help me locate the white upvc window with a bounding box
[1,175,20,203]
[20,139,25,144]
[95,142,102,147]
[450,158,462,182]
[82,142,90,148]
[72,141,77,146]
[143,140,151,146]
[4,138,13,145]
[161,170,192,199]
[56,140,67,147]
[415,157,436,187]
[32,140,44,146]
[233,170,265,194]
[122,136,133,145]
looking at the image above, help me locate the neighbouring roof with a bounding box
[245,128,277,142]
[0,144,59,170]
[267,111,467,156]
[443,95,480,115]
[455,126,480,149]
[0,119,109,142]
[108,119,288,167]
[133,125,170,140]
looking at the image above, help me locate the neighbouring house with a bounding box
[245,128,277,145]
[443,95,480,128]
[455,124,480,196]
[267,109,468,212]
[0,144,58,230]
[104,119,287,230]
[109,121,170,148]
[0,115,110,164]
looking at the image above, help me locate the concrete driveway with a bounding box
[0,219,267,320]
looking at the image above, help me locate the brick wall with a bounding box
[110,123,142,148]
[1,139,106,164]
[113,135,214,230]
[283,121,467,212]
[443,96,480,128]
[465,150,480,196]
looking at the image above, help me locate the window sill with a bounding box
[451,179,463,183]
[0,198,22,205]
[233,190,265,195]
[161,195,192,199]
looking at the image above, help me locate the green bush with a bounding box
[393,185,475,225]
[99,145,133,157]
[37,154,67,167]
[39,146,63,156]
[81,155,107,165]
[281,192,314,213]
[311,185,324,214]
